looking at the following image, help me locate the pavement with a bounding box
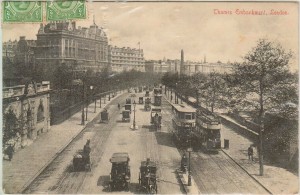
[176,169,200,194]
[164,91,299,194]
[2,91,125,194]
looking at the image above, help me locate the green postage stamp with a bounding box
[2,1,86,22]
[46,1,86,21]
[2,2,42,22]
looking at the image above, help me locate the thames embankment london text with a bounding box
[214,9,288,15]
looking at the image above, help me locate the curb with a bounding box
[19,92,125,193]
[221,149,273,194]
[176,169,199,195]
[176,169,189,194]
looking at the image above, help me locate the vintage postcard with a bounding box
[1,1,299,194]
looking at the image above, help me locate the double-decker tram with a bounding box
[193,107,221,152]
[171,104,196,148]
[153,87,162,106]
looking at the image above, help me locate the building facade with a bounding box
[2,39,18,63]
[145,59,179,73]
[108,46,145,72]
[3,81,51,149]
[35,21,108,72]
[184,61,233,75]
[15,36,36,69]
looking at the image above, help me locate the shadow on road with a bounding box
[155,131,175,148]
[97,175,110,192]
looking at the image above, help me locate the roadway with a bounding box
[23,92,184,194]
[23,90,269,194]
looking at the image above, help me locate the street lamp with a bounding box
[81,80,85,125]
[86,85,94,121]
[175,82,178,104]
[131,100,138,130]
[187,147,192,186]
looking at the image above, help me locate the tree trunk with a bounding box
[259,82,264,176]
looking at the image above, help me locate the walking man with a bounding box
[248,145,254,161]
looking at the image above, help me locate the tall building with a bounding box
[35,21,108,72]
[2,39,18,63]
[15,36,36,70]
[108,46,145,72]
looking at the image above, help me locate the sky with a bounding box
[2,1,299,71]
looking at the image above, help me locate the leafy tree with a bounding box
[231,39,294,175]
[3,109,20,147]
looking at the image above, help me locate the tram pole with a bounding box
[81,80,85,125]
[187,129,192,186]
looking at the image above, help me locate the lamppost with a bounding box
[81,79,85,125]
[187,126,193,186]
[187,146,192,186]
[93,87,96,113]
[175,82,178,104]
[85,85,94,121]
[131,100,138,130]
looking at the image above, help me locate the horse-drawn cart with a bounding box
[150,107,162,131]
[109,153,131,191]
[139,158,157,194]
[72,149,91,172]
[100,109,109,123]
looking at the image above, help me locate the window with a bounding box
[185,114,192,120]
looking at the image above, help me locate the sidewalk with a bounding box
[2,91,124,194]
[176,169,200,194]
[221,122,299,194]
[164,92,299,194]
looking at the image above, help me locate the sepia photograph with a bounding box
[1,1,299,194]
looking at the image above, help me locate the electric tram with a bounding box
[193,107,221,152]
[171,104,196,148]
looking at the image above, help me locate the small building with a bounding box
[2,81,51,149]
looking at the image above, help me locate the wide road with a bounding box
[162,95,269,194]
[24,92,184,194]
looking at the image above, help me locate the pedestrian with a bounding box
[118,103,120,110]
[248,145,254,161]
[6,144,14,161]
[83,139,91,164]
[171,95,173,101]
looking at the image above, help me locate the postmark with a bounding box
[2,2,42,23]
[46,1,86,21]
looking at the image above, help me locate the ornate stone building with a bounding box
[15,36,36,70]
[108,46,145,72]
[2,39,18,63]
[35,21,108,72]
[2,81,51,148]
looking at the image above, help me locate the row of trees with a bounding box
[162,39,298,175]
[163,39,298,119]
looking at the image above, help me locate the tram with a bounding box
[193,107,221,152]
[153,95,162,106]
[153,88,162,96]
[171,104,196,148]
